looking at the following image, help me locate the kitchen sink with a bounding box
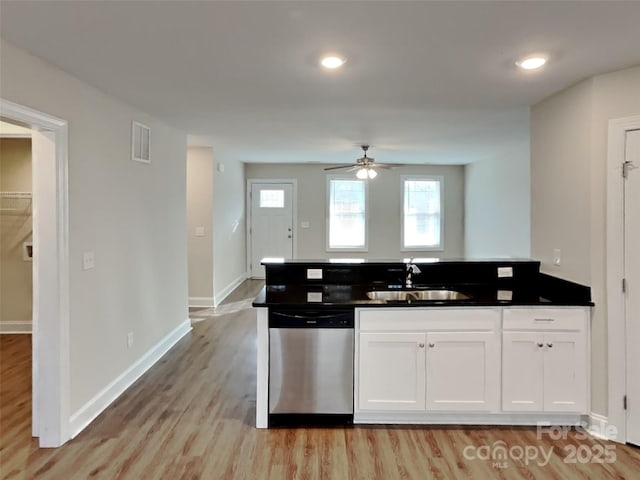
[366,289,470,302]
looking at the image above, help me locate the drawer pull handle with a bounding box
[428,342,435,348]
[534,318,555,322]
[418,343,425,348]
[547,343,553,348]
[537,343,544,348]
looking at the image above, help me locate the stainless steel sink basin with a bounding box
[366,289,470,302]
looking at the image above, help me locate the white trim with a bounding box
[246,179,298,278]
[325,175,369,252]
[0,98,70,448]
[69,319,191,438]
[0,133,32,138]
[607,115,640,444]
[255,308,268,428]
[188,297,215,308]
[213,272,247,306]
[354,412,587,426]
[588,412,616,441]
[0,321,33,334]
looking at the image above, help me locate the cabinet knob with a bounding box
[418,343,425,348]
[547,343,553,348]
[537,343,544,348]
[428,342,435,348]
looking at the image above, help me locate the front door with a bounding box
[625,129,640,446]
[249,182,294,278]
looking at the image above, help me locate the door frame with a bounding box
[0,98,70,447]
[246,178,297,278]
[607,114,640,444]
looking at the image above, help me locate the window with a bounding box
[259,189,285,208]
[402,176,443,250]
[327,177,367,250]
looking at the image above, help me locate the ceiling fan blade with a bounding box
[323,165,355,171]
[372,163,408,169]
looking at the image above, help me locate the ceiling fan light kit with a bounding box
[324,145,405,179]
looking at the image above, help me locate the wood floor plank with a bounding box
[2,279,640,479]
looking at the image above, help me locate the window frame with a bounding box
[400,175,444,252]
[326,174,369,252]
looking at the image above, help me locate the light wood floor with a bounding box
[2,279,639,479]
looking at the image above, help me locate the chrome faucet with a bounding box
[406,263,421,288]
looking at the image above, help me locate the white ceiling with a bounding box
[2,1,640,165]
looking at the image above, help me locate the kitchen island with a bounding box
[253,259,592,429]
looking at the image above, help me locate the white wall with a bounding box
[531,64,640,417]
[245,163,465,259]
[464,142,530,258]
[186,147,214,305]
[212,155,246,304]
[0,39,189,413]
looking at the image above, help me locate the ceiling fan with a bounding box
[324,145,406,179]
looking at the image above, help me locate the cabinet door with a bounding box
[502,332,544,411]
[543,332,587,413]
[358,332,426,411]
[426,332,500,411]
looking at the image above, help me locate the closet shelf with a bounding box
[1,192,32,214]
[0,191,32,198]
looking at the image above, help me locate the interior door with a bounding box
[625,129,640,445]
[250,182,294,278]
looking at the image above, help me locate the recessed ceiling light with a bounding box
[516,55,548,70]
[320,55,346,69]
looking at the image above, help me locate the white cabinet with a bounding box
[358,332,425,411]
[425,332,499,411]
[502,308,588,414]
[357,308,501,414]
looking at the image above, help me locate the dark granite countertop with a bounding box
[252,279,593,308]
[253,259,593,308]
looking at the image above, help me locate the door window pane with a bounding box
[260,189,285,208]
[328,179,367,249]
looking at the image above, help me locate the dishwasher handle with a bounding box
[269,309,354,328]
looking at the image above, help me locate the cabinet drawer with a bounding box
[503,308,588,331]
[358,308,500,332]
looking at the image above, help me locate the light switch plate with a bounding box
[83,251,95,270]
[307,292,322,302]
[301,221,310,229]
[195,226,205,237]
[553,249,561,266]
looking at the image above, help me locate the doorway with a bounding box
[247,180,296,278]
[0,98,70,447]
[624,129,640,445]
[607,115,640,446]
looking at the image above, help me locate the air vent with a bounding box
[131,121,150,164]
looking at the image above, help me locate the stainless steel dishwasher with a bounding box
[268,308,354,425]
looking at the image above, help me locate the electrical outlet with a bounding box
[83,251,95,270]
[127,332,134,349]
[553,249,561,266]
[497,267,513,278]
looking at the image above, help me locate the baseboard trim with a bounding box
[213,273,247,306]
[68,318,192,438]
[588,412,617,441]
[0,320,32,334]
[189,297,214,308]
